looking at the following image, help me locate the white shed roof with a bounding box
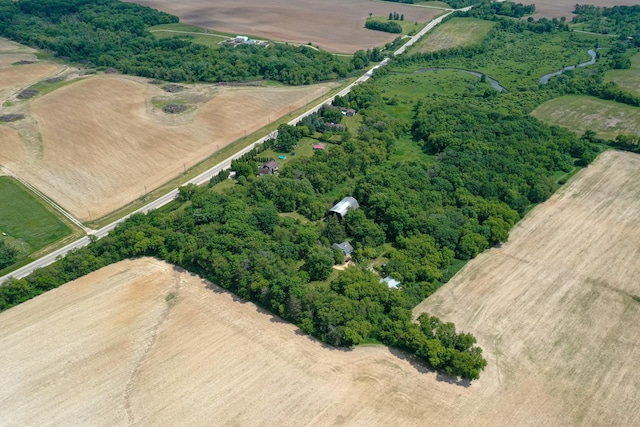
[329,197,358,218]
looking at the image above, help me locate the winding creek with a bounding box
[414,67,505,91]
[413,49,598,91]
[538,49,597,84]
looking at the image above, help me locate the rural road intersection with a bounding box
[0,9,460,285]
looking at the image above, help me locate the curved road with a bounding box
[0,9,459,285]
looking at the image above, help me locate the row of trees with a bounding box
[365,19,403,34]
[0,0,354,84]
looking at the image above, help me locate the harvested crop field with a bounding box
[411,18,495,53]
[415,150,640,426]
[127,0,441,53]
[531,0,640,19]
[2,151,639,426]
[0,76,334,221]
[0,63,61,92]
[531,95,640,140]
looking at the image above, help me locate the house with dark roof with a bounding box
[329,197,358,219]
[259,160,279,176]
[332,241,354,256]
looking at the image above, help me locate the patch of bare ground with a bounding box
[127,0,441,53]
[531,0,640,20]
[414,150,640,426]
[0,76,335,221]
[0,62,61,95]
[2,152,637,426]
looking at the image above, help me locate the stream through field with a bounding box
[414,67,505,91]
[413,49,598,91]
[538,49,597,84]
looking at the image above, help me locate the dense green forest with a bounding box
[3,2,638,381]
[0,0,353,84]
[573,4,640,42]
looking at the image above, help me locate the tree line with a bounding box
[0,0,354,85]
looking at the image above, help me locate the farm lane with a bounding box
[0,8,461,285]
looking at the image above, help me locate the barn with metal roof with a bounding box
[329,197,358,219]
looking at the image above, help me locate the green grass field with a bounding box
[395,30,600,91]
[531,95,640,140]
[605,52,640,97]
[148,23,233,48]
[376,70,487,121]
[0,177,72,257]
[411,18,495,53]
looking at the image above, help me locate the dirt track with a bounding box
[0,151,638,426]
[0,76,334,221]
[127,0,441,53]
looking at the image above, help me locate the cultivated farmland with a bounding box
[126,0,441,53]
[530,0,640,19]
[415,150,640,426]
[411,18,495,53]
[531,95,640,140]
[1,152,639,426]
[0,37,62,99]
[0,76,336,221]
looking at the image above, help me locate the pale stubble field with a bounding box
[0,150,638,426]
[0,76,335,221]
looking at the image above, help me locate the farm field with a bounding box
[531,95,640,140]
[0,176,72,265]
[0,76,336,221]
[415,150,640,426]
[530,0,640,19]
[0,37,63,100]
[605,52,640,97]
[126,0,441,53]
[2,152,639,426]
[411,18,495,53]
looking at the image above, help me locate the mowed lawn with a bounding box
[411,18,495,53]
[0,177,71,254]
[531,95,640,140]
[605,52,640,97]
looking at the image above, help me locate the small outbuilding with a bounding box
[332,241,354,256]
[329,196,358,219]
[381,277,401,289]
[345,108,356,117]
[259,160,279,176]
[235,35,249,43]
[313,143,326,150]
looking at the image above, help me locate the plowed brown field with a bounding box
[531,0,639,19]
[0,76,334,220]
[127,0,441,53]
[0,151,638,426]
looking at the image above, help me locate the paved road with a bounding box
[0,9,460,285]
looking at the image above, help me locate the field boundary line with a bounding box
[0,166,90,233]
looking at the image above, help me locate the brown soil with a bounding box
[531,0,640,19]
[415,150,640,426]
[127,0,441,53]
[0,76,334,220]
[0,63,60,92]
[1,151,637,426]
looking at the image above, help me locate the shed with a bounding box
[332,241,354,256]
[345,108,356,117]
[313,143,326,150]
[259,160,279,176]
[329,197,358,219]
[381,277,401,289]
